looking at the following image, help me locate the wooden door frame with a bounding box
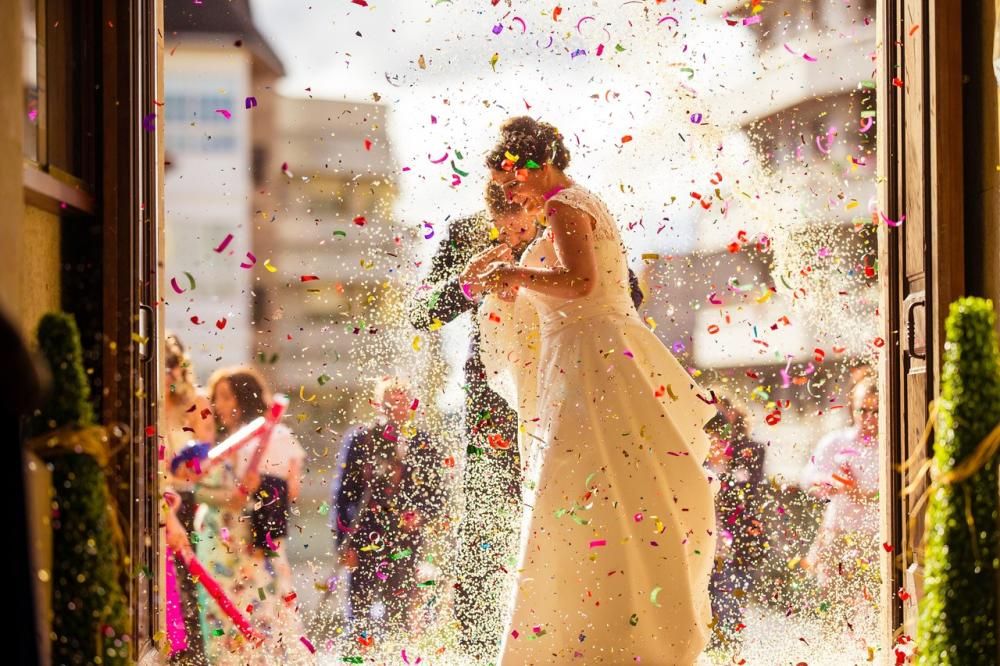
[100,0,162,657]
[877,0,966,648]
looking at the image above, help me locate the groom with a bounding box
[409,184,644,657]
[409,184,532,658]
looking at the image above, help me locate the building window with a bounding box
[21,0,98,213]
[22,0,39,162]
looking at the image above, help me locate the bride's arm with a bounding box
[486,201,597,299]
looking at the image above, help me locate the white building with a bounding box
[163,1,284,373]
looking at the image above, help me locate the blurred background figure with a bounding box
[208,366,307,657]
[163,333,215,663]
[704,396,767,654]
[798,373,880,623]
[331,377,445,641]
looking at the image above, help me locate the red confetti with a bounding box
[552,6,562,21]
[883,542,894,552]
[300,275,320,282]
[621,134,633,143]
[364,138,373,151]
[190,316,203,325]
[213,233,234,253]
[215,318,227,330]
[487,434,511,450]
[353,216,367,226]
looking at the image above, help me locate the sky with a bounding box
[248,0,776,257]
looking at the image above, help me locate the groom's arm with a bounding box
[409,216,489,330]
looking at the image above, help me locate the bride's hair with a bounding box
[485,181,522,218]
[486,116,571,171]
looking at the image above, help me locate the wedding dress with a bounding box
[477,185,718,665]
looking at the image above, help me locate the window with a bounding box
[21,0,98,214]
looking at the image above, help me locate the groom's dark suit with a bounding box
[409,211,643,657]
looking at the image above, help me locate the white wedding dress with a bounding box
[477,185,718,665]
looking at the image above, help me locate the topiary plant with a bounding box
[917,297,1000,665]
[28,312,130,665]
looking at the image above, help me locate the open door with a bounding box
[878,0,966,645]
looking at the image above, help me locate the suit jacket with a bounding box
[408,211,645,420]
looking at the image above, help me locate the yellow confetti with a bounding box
[490,52,500,72]
[755,289,773,304]
[264,258,277,272]
[299,386,317,402]
[641,253,660,261]
[412,335,422,351]
[504,150,518,163]
[645,316,657,331]
[131,332,149,345]
[488,226,500,240]
[846,200,859,210]
[429,318,444,331]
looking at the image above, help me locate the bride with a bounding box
[461,117,719,665]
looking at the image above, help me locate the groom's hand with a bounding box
[461,245,513,296]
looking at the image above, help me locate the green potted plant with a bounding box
[917,297,1000,665]
[28,312,130,665]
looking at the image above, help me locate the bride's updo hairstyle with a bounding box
[486,116,570,172]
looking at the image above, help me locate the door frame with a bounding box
[101,0,163,657]
[877,0,966,648]
[125,0,969,657]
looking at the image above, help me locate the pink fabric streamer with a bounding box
[165,548,189,654]
[182,549,262,644]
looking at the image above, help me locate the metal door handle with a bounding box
[905,295,926,360]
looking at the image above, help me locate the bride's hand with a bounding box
[479,262,517,295]
[496,284,519,302]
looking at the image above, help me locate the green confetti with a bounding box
[525,159,540,169]
[333,230,347,238]
[318,374,331,386]
[417,580,436,587]
[258,587,266,601]
[390,548,413,560]
[343,658,364,664]
[318,502,330,516]
[451,161,469,177]
[615,43,625,52]
[629,613,639,626]
[650,586,662,607]
[455,150,464,159]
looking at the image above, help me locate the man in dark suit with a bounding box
[409,184,643,658]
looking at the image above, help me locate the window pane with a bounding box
[22,0,38,162]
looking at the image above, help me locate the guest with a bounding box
[207,366,306,650]
[704,397,767,653]
[799,374,880,617]
[163,333,214,662]
[331,377,445,638]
